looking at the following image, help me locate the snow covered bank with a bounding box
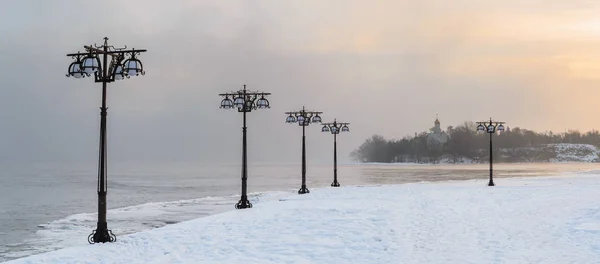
[378,143,600,164]
[6,175,600,264]
[550,143,600,162]
[1,191,294,261]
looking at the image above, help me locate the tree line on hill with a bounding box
[350,122,600,163]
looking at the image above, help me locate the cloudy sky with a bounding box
[1,0,600,164]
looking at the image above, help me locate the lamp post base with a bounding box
[488,181,495,186]
[235,197,253,209]
[298,185,310,194]
[331,181,340,187]
[88,223,116,244]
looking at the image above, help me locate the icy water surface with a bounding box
[1,162,598,261]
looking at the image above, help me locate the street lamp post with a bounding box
[476,118,506,186]
[66,37,146,243]
[321,119,350,187]
[219,85,271,209]
[285,107,323,194]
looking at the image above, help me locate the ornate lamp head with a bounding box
[286,114,296,123]
[81,53,101,76]
[122,52,145,77]
[66,56,85,79]
[256,96,270,109]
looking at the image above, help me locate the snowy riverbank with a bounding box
[6,174,600,263]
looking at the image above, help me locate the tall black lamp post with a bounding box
[285,107,323,194]
[476,118,505,186]
[219,85,271,209]
[66,37,146,243]
[321,119,350,187]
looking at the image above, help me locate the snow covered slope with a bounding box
[489,143,600,163]
[549,143,600,162]
[6,175,600,264]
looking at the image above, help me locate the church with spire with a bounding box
[427,115,450,146]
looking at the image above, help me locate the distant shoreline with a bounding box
[352,143,600,164]
[357,160,599,165]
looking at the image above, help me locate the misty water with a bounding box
[1,162,600,261]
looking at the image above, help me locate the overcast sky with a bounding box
[1,0,600,164]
